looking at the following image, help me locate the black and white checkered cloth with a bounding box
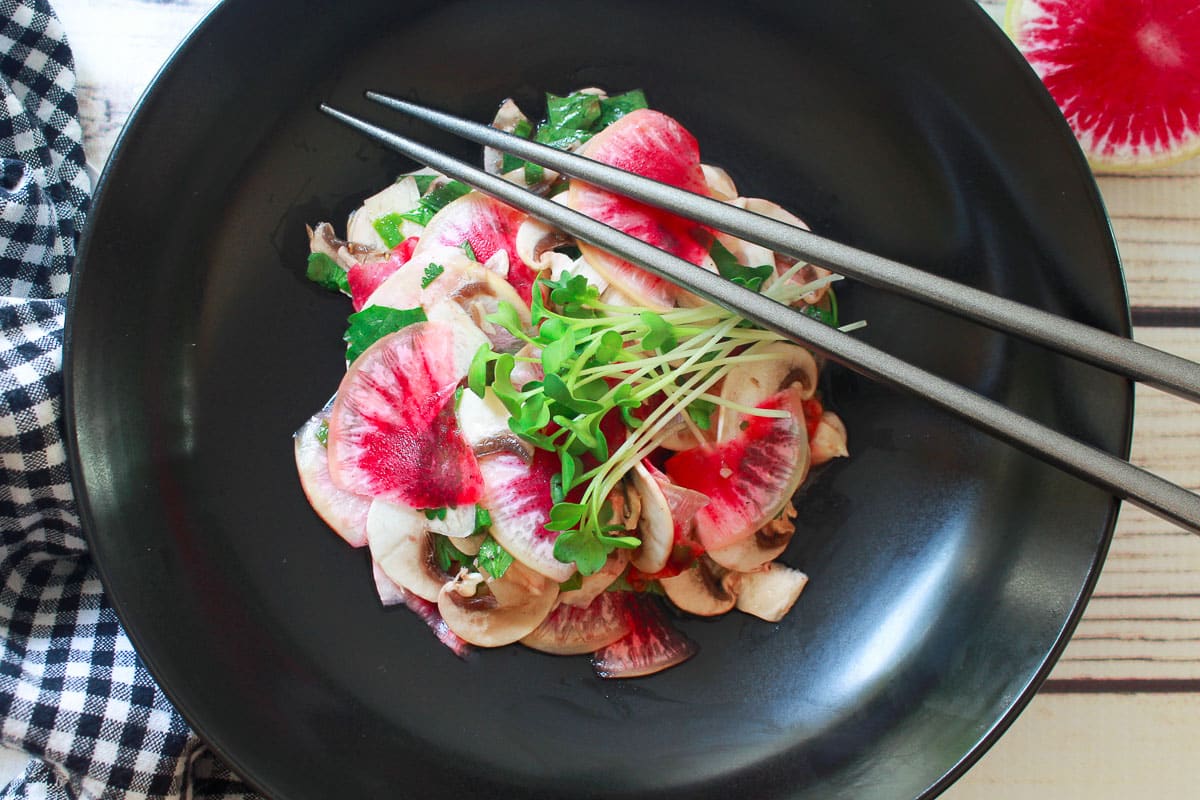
[1,2,261,797]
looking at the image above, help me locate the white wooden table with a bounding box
[4,0,1197,796]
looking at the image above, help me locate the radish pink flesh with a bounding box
[1014,0,1200,167]
[521,591,633,655]
[294,408,370,547]
[664,386,808,553]
[348,237,420,310]
[568,109,713,309]
[411,192,538,304]
[479,449,575,583]
[327,321,482,508]
[590,595,697,679]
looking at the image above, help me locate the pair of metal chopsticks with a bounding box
[319,93,1200,536]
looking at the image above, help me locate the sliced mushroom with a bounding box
[707,501,797,572]
[732,197,834,304]
[484,99,532,176]
[629,462,673,574]
[308,222,384,273]
[515,217,575,276]
[367,499,458,603]
[558,549,630,608]
[457,387,533,462]
[735,562,809,622]
[437,560,558,647]
[346,177,423,250]
[810,410,849,466]
[659,556,739,616]
[422,259,532,352]
[715,341,819,443]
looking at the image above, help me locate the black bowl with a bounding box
[65,0,1129,798]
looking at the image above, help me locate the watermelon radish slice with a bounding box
[521,591,633,655]
[664,385,809,553]
[478,449,576,583]
[293,405,370,547]
[590,595,697,678]
[409,192,539,304]
[567,109,714,309]
[371,564,472,658]
[347,237,420,310]
[1008,0,1200,169]
[327,320,487,508]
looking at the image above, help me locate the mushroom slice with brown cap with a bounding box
[701,164,738,201]
[346,177,423,250]
[437,560,558,647]
[457,387,532,463]
[484,99,532,176]
[660,556,739,617]
[515,217,574,277]
[707,501,798,572]
[735,562,809,622]
[421,259,532,353]
[715,341,819,444]
[367,499,460,603]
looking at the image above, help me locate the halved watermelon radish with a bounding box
[347,237,420,310]
[294,406,370,547]
[521,591,633,655]
[409,192,539,304]
[478,449,576,583]
[664,385,809,553]
[590,595,697,678]
[567,109,714,309]
[327,320,486,509]
[1008,0,1200,170]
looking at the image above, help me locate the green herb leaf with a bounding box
[801,285,840,328]
[306,252,350,294]
[546,502,587,531]
[344,305,428,362]
[461,239,477,261]
[315,418,329,446]
[558,573,583,592]
[524,161,545,185]
[686,397,716,430]
[413,174,439,194]
[399,180,471,226]
[423,507,448,521]
[639,311,678,353]
[468,343,495,398]
[710,238,773,292]
[476,534,514,579]
[551,528,609,575]
[432,534,473,573]
[421,262,445,288]
[474,505,493,533]
[597,89,648,128]
[372,212,406,249]
[487,301,527,339]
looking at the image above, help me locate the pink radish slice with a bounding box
[664,385,809,553]
[521,591,633,655]
[348,237,419,310]
[327,320,483,509]
[409,193,538,304]
[478,449,575,583]
[373,565,472,659]
[590,595,697,679]
[567,109,713,309]
[294,407,370,547]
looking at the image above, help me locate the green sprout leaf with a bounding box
[710,239,773,292]
[421,262,445,288]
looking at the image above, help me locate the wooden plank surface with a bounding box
[12,0,1197,796]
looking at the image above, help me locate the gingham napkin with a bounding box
[1,2,262,797]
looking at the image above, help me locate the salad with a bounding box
[294,89,850,678]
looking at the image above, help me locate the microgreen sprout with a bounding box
[467,267,843,576]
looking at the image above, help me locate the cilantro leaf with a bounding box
[710,239,773,292]
[476,534,514,579]
[306,252,349,294]
[413,174,439,194]
[344,305,427,362]
[801,285,840,328]
[432,534,473,573]
[421,262,445,288]
[597,89,648,127]
[315,419,329,446]
[423,507,448,521]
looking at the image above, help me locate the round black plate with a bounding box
[65,1,1129,798]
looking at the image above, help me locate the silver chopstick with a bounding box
[318,103,1200,535]
[364,92,1200,405]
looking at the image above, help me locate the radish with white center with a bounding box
[521,591,633,655]
[665,385,810,554]
[1007,0,1200,170]
[478,449,576,583]
[590,595,697,678]
[293,405,370,548]
[567,109,714,310]
[326,320,487,509]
